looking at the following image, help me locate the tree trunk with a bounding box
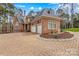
[71,3,74,28]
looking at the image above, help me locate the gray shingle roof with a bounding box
[27,8,57,21]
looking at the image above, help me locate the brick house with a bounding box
[24,8,62,34]
[13,16,24,32]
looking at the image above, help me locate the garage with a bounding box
[31,25,36,33]
[37,24,42,34]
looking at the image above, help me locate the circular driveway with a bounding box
[0,32,79,56]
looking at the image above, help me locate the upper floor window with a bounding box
[28,18,30,22]
[47,10,50,14]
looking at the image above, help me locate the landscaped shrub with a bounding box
[40,32,73,39]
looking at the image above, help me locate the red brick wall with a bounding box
[41,19,48,34]
[2,23,7,33]
[19,24,24,32]
[56,20,61,33]
[41,19,61,34]
[30,17,61,34]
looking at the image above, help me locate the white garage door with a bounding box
[37,24,42,34]
[31,25,36,33]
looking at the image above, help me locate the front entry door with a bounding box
[14,22,19,32]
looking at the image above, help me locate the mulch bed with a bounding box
[40,32,74,39]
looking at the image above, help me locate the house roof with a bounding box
[26,8,63,24]
[31,16,63,23]
[13,16,24,24]
[27,8,54,16]
[36,8,54,16]
[14,14,24,24]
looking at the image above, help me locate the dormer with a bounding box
[42,8,55,16]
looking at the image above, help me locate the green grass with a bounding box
[63,28,79,32]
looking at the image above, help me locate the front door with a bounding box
[14,22,19,32]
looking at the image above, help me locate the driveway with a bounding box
[0,32,79,56]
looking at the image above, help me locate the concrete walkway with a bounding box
[0,32,79,56]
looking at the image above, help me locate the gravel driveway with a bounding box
[0,32,79,56]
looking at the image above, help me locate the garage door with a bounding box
[31,25,36,33]
[37,24,42,34]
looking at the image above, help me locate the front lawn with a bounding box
[63,28,79,32]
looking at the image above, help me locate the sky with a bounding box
[13,3,60,15]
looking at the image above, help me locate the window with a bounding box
[28,18,30,22]
[47,10,50,14]
[48,20,56,29]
